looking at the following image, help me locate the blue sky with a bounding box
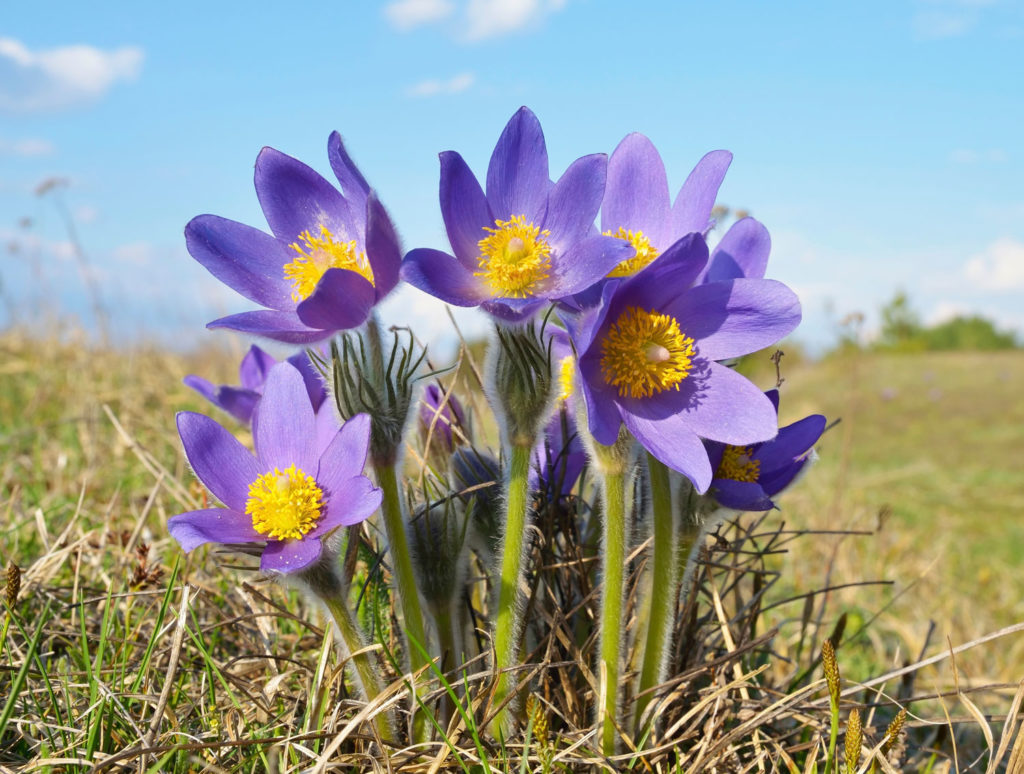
[2,0,1022,354]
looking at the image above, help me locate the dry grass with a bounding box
[2,329,1023,772]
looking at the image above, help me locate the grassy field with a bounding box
[1,329,1023,770]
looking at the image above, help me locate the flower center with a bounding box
[284,225,374,302]
[245,464,324,541]
[557,355,575,403]
[600,307,696,398]
[715,445,761,483]
[603,227,660,278]
[475,215,552,298]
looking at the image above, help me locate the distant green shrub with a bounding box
[875,291,1019,352]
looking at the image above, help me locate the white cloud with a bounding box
[75,205,99,224]
[913,11,974,38]
[950,148,1008,163]
[378,285,489,355]
[927,300,970,325]
[113,241,153,266]
[385,0,455,30]
[912,0,1000,39]
[964,238,1024,291]
[407,72,475,97]
[0,37,143,113]
[464,0,567,41]
[0,136,55,156]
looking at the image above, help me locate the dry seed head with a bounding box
[822,639,840,707]
[5,562,20,607]
[844,707,862,772]
[881,707,907,756]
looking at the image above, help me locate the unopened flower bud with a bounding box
[418,384,468,456]
[409,497,468,608]
[329,325,425,467]
[488,322,555,448]
[451,448,502,562]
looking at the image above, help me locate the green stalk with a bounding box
[633,453,678,733]
[599,467,628,756]
[491,441,534,737]
[432,599,462,726]
[375,459,430,741]
[322,596,396,745]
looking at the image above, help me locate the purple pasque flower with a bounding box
[184,345,327,424]
[168,362,381,574]
[706,390,826,510]
[418,383,468,454]
[186,132,401,343]
[566,133,731,311]
[401,107,634,323]
[571,233,801,493]
[531,329,585,502]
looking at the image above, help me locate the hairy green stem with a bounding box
[432,599,462,726]
[374,459,429,742]
[491,441,534,737]
[599,468,628,756]
[322,596,396,745]
[633,453,678,733]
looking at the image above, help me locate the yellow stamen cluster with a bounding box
[600,307,696,399]
[284,225,374,302]
[245,464,324,541]
[603,227,660,278]
[556,355,576,403]
[715,445,761,483]
[475,215,552,298]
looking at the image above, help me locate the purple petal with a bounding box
[758,458,811,497]
[287,351,328,412]
[439,151,493,269]
[255,363,317,473]
[214,387,260,424]
[599,234,707,315]
[238,346,277,390]
[711,480,773,511]
[754,414,826,467]
[672,150,733,238]
[313,476,382,536]
[666,279,801,361]
[765,388,781,413]
[706,218,771,283]
[313,404,340,456]
[486,107,550,221]
[544,153,607,249]
[603,133,671,248]
[577,360,623,446]
[185,215,293,309]
[255,146,356,246]
[365,191,402,298]
[401,248,489,307]
[623,362,778,445]
[316,413,372,489]
[546,235,635,297]
[207,310,331,344]
[167,508,262,552]
[260,537,323,573]
[177,412,260,511]
[184,375,217,404]
[623,412,713,492]
[294,268,376,331]
[480,298,546,323]
[327,130,370,212]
